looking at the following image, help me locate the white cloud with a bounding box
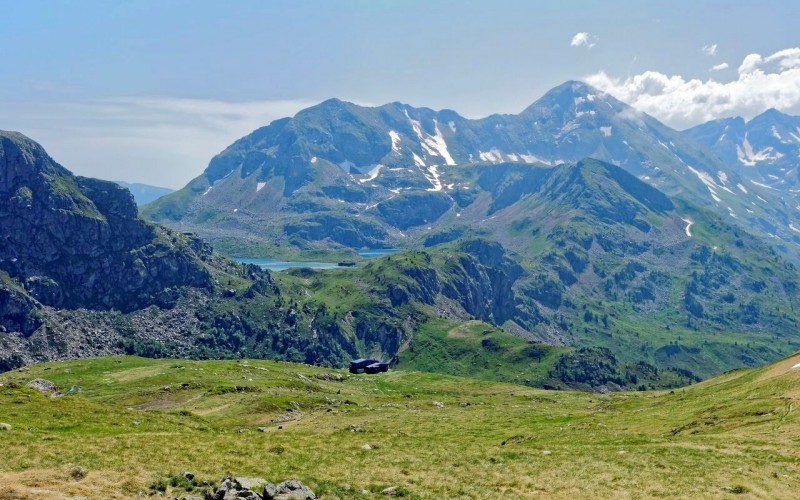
[709,62,729,72]
[738,53,763,74]
[570,32,597,49]
[701,44,718,56]
[766,47,800,69]
[586,47,800,129]
[0,97,314,188]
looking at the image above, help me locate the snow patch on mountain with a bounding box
[359,165,384,183]
[737,134,782,165]
[519,153,553,165]
[425,165,443,192]
[405,111,456,166]
[687,166,722,203]
[559,121,581,136]
[681,218,694,237]
[750,180,775,190]
[479,150,504,164]
[600,126,612,137]
[256,182,266,192]
[737,183,748,194]
[388,131,401,153]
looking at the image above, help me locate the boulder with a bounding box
[235,477,268,491]
[0,422,11,431]
[26,378,59,396]
[211,477,236,500]
[265,480,316,500]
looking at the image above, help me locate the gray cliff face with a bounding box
[0,131,213,316]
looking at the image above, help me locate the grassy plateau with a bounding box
[1,354,800,499]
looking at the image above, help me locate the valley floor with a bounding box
[1,355,800,499]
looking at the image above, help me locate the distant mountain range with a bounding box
[686,108,800,197]
[114,181,174,205]
[142,81,800,257]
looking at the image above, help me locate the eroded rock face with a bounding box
[0,131,213,314]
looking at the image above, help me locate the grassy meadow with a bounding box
[1,354,800,499]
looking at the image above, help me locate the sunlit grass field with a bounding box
[1,354,800,499]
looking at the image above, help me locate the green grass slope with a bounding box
[2,355,800,498]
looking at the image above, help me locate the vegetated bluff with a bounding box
[143,80,800,256]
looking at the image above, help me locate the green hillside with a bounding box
[2,354,800,498]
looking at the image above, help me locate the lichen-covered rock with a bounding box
[26,378,58,396]
[266,480,316,500]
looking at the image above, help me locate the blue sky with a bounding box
[2,0,799,187]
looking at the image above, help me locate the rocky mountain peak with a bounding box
[144,81,800,250]
[1,130,70,187]
[686,107,800,194]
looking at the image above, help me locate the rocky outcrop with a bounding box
[209,476,316,500]
[0,131,212,314]
[0,284,41,335]
[26,378,59,396]
[382,239,525,327]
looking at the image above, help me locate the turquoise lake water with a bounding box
[235,249,399,272]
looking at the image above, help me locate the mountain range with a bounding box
[4,80,800,390]
[143,81,800,258]
[686,108,800,198]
